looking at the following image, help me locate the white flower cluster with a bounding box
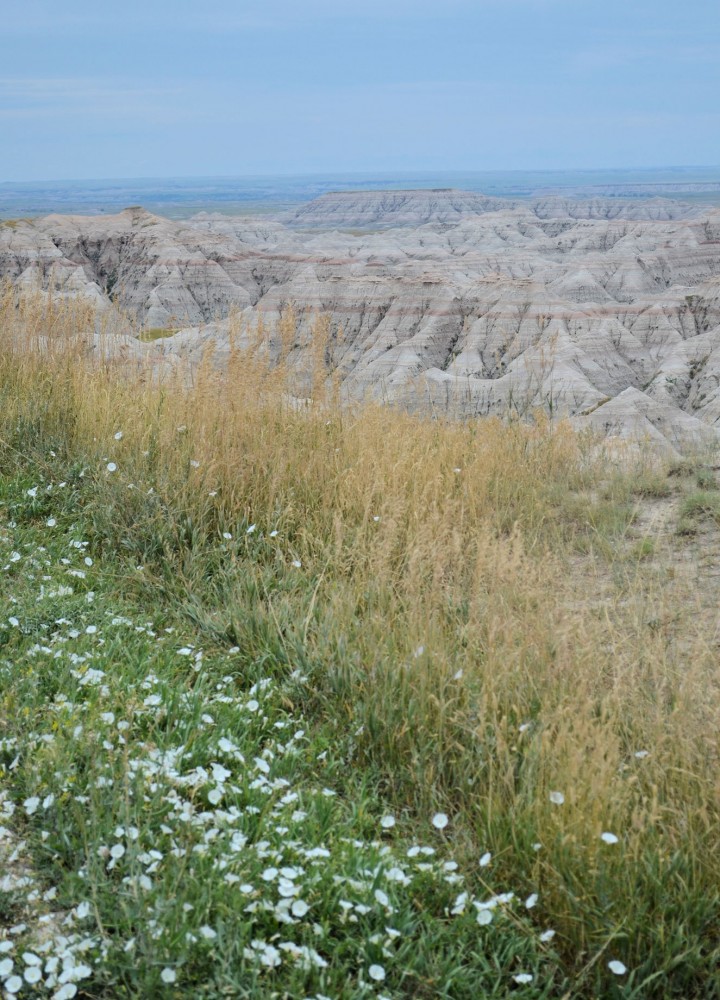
[0,477,644,996]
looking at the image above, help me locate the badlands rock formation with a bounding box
[281,189,699,228]
[281,189,518,228]
[2,189,720,454]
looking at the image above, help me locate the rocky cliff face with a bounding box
[280,189,518,228]
[2,191,720,455]
[280,189,699,228]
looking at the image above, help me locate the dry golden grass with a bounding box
[1,282,719,992]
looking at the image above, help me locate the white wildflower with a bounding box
[450,892,468,915]
[259,944,281,967]
[54,986,78,999]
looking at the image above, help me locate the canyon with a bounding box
[2,188,720,455]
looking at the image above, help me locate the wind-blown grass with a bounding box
[0,284,719,998]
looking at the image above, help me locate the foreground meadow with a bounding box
[0,288,719,998]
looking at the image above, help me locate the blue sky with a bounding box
[2,0,719,181]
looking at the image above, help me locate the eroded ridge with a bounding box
[2,190,720,455]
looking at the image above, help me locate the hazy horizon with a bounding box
[4,165,720,220]
[3,164,720,186]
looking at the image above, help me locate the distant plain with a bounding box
[2,166,720,220]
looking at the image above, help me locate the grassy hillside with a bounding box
[0,285,719,998]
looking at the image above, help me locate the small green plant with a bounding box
[695,466,718,490]
[631,473,673,499]
[0,889,23,924]
[678,490,720,529]
[630,536,655,559]
[138,326,178,342]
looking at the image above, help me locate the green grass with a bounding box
[677,490,720,534]
[629,537,656,560]
[0,443,717,998]
[1,288,719,997]
[0,460,567,999]
[694,467,718,491]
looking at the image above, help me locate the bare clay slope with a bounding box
[2,191,720,454]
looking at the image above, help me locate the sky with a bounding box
[1,0,719,181]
